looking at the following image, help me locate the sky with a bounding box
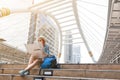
[0,0,32,51]
[77,0,109,63]
[0,0,109,63]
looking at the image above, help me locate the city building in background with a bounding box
[64,31,73,63]
[72,45,81,63]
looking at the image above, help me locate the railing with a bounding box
[0,43,29,64]
[110,51,120,63]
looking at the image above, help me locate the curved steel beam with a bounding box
[72,0,96,62]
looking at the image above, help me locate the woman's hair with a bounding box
[38,36,46,42]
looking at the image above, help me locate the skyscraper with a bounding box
[72,45,81,63]
[64,31,73,63]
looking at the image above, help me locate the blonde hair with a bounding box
[38,36,46,42]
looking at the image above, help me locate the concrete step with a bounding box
[1,64,120,79]
[1,68,120,79]
[41,69,120,79]
[1,64,120,70]
[0,68,40,75]
[0,74,118,80]
[60,64,120,70]
[0,64,39,69]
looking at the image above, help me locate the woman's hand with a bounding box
[34,49,41,51]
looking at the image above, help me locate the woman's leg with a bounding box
[19,51,44,76]
[28,54,34,65]
[25,59,39,71]
[19,54,41,76]
[25,51,48,71]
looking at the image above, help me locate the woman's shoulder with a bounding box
[45,44,49,48]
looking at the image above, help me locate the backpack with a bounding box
[41,55,57,69]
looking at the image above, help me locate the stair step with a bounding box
[41,69,120,79]
[1,64,120,70]
[60,64,120,70]
[0,74,33,80]
[0,74,117,80]
[0,68,40,75]
[0,64,120,79]
[0,64,38,69]
[1,68,120,79]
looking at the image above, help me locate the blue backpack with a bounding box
[41,55,57,69]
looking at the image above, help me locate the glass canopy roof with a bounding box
[0,0,108,63]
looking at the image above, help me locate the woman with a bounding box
[19,36,49,76]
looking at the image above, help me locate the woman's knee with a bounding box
[35,59,39,62]
[35,58,43,64]
[34,59,40,64]
[31,54,38,58]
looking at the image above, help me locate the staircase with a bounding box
[0,64,120,80]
